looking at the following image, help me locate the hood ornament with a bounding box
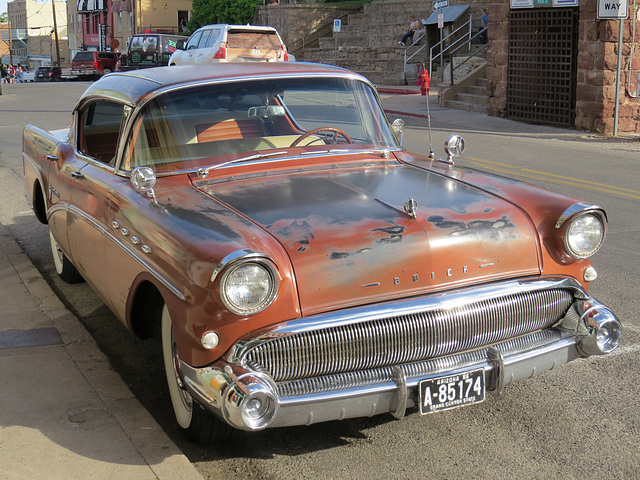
[404,198,418,217]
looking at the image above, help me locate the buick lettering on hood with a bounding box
[23,62,621,443]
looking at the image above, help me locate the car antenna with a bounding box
[423,64,435,159]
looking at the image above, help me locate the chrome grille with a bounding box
[244,288,573,382]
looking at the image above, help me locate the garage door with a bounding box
[507,7,579,127]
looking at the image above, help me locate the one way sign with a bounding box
[597,0,628,19]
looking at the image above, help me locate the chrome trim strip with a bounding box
[47,203,186,301]
[192,156,400,187]
[555,202,605,229]
[210,248,276,283]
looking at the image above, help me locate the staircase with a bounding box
[440,64,488,113]
[301,0,430,85]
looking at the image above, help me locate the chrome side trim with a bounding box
[47,203,186,300]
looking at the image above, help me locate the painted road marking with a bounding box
[464,157,640,201]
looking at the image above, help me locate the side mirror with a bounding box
[391,118,405,145]
[131,166,157,200]
[441,135,465,165]
[176,40,185,50]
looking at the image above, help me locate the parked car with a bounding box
[168,24,289,65]
[21,69,35,82]
[35,66,63,82]
[118,33,188,71]
[70,51,119,79]
[23,62,621,444]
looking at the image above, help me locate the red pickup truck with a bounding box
[70,51,119,79]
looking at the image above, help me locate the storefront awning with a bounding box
[423,5,470,25]
[77,0,107,14]
[110,0,132,13]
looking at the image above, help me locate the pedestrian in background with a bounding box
[398,16,420,47]
[6,64,15,83]
[16,64,24,83]
[481,8,489,44]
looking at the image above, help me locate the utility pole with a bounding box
[8,19,13,64]
[51,0,60,66]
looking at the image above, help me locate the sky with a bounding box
[2,0,59,16]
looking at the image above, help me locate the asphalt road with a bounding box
[1,82,639,480]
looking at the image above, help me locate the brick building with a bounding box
[484,0,639,134]
[69,0,191,59]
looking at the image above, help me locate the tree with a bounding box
[1,12,8,23]
[188,0,262,31]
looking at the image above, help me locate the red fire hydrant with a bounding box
[420,69,430,96]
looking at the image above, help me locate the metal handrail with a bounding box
[403,31,429,69]
[446,28,487,85]
[429,15,474,81]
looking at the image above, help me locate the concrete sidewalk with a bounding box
[0,221,203,480]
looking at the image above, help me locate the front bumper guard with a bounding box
[179,297,620,431]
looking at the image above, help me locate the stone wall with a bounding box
[576,1,640,133]
[254,4,360,52]
[485,0,640,135]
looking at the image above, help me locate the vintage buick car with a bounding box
[23,62,621,443]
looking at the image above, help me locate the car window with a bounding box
[122,77,398,173]
[186,31,203,50]
[163,36,183,54]
[226,31,281,50]
[78,101,125,165]
[73,52,94,61]
[198,30,212,48]
[204,29,221,48]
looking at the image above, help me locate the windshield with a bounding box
[122,77,399,173]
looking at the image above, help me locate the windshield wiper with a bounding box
[196,151,288,179]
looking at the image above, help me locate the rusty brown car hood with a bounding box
[196,160,541,315]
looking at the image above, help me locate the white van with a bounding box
[168,24,290,65]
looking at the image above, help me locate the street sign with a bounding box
[597,0,628,19]
[433,0,448,10]
[438,13,444,28]
[333,19,341,32]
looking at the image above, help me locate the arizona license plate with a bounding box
[419,368,486,414]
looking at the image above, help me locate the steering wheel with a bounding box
[289,127,353,148]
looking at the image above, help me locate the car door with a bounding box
[181,29,204,63]
[66,100,126,312]
[44,130,87,265]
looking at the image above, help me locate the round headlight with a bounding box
[220,261,277,315]
[564,213,606,259]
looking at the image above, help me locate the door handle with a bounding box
[71,171,85,179]
[45,154,58,162]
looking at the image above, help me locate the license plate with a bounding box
[419,368,485,414]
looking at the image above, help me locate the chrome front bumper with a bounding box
[178,291,620,431]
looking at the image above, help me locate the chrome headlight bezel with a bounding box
[556,204,607,260]
[219,257,279,315]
